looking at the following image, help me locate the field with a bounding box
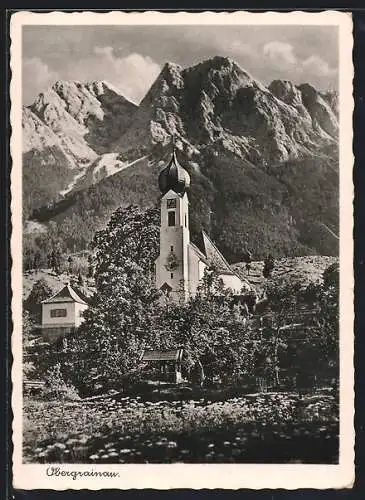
[23,391,339,464]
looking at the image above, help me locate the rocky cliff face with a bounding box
[113,56,338,166]
[22,80,138,214]
[28,80,137,160]
[22,56,339,260]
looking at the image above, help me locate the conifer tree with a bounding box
[24,278,53,324]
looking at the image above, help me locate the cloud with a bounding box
[302,55,337,78]
[261,41,337,89]
[229,41,253,55]
[64,46,161,103]
[22,57,59,105]
[22,47,161,105]
[263,42,297,68]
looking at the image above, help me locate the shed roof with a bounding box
[41,283,88,305]
[141,349,183,362]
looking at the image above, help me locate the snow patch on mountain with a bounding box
[69,154,151,193]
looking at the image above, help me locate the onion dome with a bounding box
[158,148,190,195]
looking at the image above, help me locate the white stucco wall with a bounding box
[156,190,190,301]
[219,274,245,294]
[188,247,208,297]
[42,301,75,327]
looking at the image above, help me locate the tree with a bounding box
[87,254,94,278]
[24,278,53,323]
[77,272,84,287]
[306,263,339,380]
[60,205,162,392]
[262,266,339,388]
[23,310,37,380]
[158,266,255,385]
[33,250,41,270]
[323,261,339,289]
[263,254,275,279]
[243,249,253,275]
[67,256,74,275]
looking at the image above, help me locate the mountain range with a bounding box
[23,56,339,262]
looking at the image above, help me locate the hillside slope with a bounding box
[23,56,339,261]
[22,81,138,215]
[232,255,338,293]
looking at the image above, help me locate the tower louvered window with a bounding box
[168,211,176,227]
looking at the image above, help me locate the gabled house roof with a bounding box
[41,283,88,305]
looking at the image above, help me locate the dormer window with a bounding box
[168,211,176,227]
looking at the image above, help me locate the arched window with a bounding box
[168,211,176,227]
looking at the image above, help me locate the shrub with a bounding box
[41,363,80,402]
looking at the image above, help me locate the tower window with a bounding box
[167,199,176,209]
[170,246,174,251]
[184,214,187,227]
[168,211,176,227]
[171,273,174,279]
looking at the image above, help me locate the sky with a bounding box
[22,25,339,105]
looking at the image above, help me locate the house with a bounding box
[155,145,251,303]
[41,283,88,343]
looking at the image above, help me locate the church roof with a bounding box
[158,145,190,195]
[201,230,234,274]
[189,242,209,264]
[42,283,88,305]
[191,231,252,290]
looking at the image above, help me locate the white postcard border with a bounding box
[10,10,354,490]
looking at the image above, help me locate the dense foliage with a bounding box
[29,204,339,398]
[23,147,74,218]
[53,205,162,392]
[26,145,338,264]
[155,270,255,384]
[24,278,53,324]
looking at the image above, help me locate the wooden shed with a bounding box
[141,349,184,383]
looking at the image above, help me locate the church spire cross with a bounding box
[171,134,177,161]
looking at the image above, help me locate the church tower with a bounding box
[155,144,191,302]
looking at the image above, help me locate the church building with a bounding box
[155,146,250,302]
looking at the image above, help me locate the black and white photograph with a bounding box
[10,10,354,490]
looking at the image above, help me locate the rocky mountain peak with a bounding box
[192,55,240,72]
[140,61,184,108]
[112,56,338,164]
[298,83,338,138]
[268,80,303,107]
[321,90,339,116]
[184,55,257,91]
[23,57,339,262]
